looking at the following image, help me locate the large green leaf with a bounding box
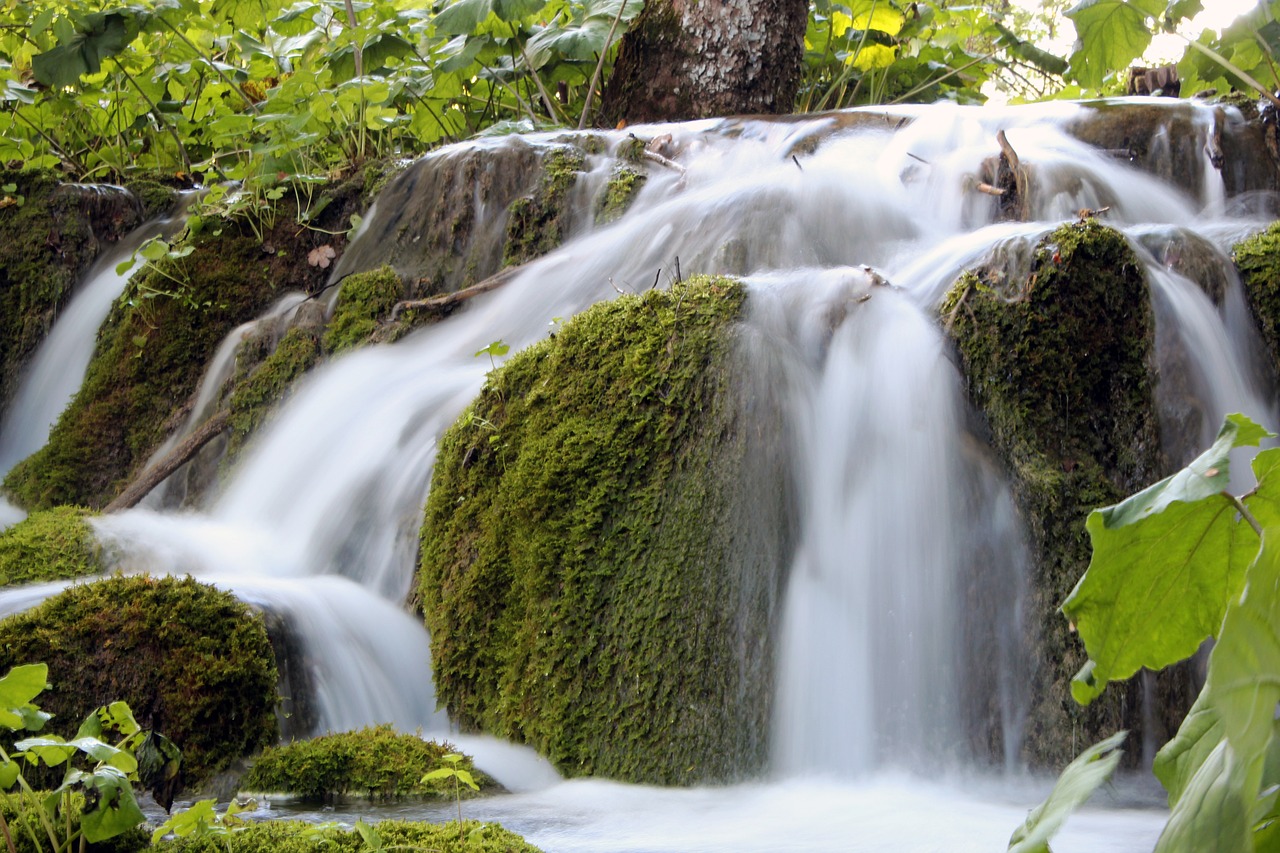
[434,0,546,35]
[0,664,47,731]
[32,9,142,88]
[1065,0,1164,88]
[1153,739,1251,853]
[1063,414,1271,704]
[1153,691,1224,807]
[79,767,145,843]
[1007,731,1127,853]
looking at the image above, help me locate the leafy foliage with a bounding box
[1054,414,1280,850]
[1007,731,1127,853]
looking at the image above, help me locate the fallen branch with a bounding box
[391,266,522,321]
[105,410,231,513]
[974,182,1006,196]
[641,147,686,175]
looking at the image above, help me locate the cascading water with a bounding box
[4,100,1279,850]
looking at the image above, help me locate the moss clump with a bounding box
[594,165,646,225]
[0,575,278,786]
[0,506,102,586]
[241,725,491,801]
[226,326,323,457]
[0,170,143,420]
[502,147,585,267]
[419,275,779,784]
[123,178,179,219]
[942,220,1171,767]
[155,819,543,853]
[1234,222,1280,375]
[323,266,403,354]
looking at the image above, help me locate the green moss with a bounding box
[323,266,403,354]
[1234,222,1280,375]
[241,724,492,801]
[123,178,178,219]
[227,326,323,457]
[155,819,543,853]
[0,575,278,786]
[942,221,1169,767]
[0,170,143,422]
[419,276,777,784]
[2,213,311,511]
[502,147,585,267]
[594,165,646,225]
[0,506,102,586]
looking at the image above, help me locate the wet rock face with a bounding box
[942,221,1185,768]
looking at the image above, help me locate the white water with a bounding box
[8,100,1280,849]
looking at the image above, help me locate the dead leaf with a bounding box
[308,244,336,268]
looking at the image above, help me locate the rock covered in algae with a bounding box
[1234,221,1280,376]
[241,724,493,801]
[0,575,278,786]
[418,275,786,785]
[941,220,1190,767]
[154,819,543,853]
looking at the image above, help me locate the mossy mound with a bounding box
[1234,221,1280,375]
[941,220,1175,766]
[594,164,646,225]
[155,819,542,853]
[419,275,782,784]
[502,146,585,267]
[241,725,491,801]
[226,325,323,458]
[0,171,144,420]
[0,575,278,786]
[323,265,404,354]
[2,198,343,511]
[0,506,102,586]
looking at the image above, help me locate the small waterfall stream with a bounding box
[2,100,1278,850]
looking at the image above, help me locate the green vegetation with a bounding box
[941,221,1167,765]
[323,266,404,354]
[1234,222,1280,377]
[0,507,102,587]
[502,147,585,267]
[226,326,324,458]
[1014,413,1280,851]
[594,164,644,225]
[241,725,491,801]
[419,275,782,784]
[154,818,543,853]
[0,576,278,786]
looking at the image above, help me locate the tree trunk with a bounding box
[598,0,808,125]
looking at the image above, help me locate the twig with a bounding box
[105,410,231,512]
[996,129,1020,172]
[390,266,522,320]
[975,182,1006,196]
[792,155,804,171]
[641,147,685,175]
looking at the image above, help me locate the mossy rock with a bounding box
[941,220,1180,767]
[419,275,785,785]
[0,506,103,586]
[594,164,646,225]
[1234,221,1280,376]
[0,575,278,786]
[155,819,543,853]
[226,325,323,458]
[241,725,492,801]
[323,265,403,354]
[502,146,585,267]
[0,171,144,422]
[2,199,339,511]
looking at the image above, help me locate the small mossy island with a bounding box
[154,819,542,853]
[419,275,782,785]
[242,725,491,801]
[0,575,278,785]
[940,219,1181,766]
[323,265,405,354]
[0,506,101,585]
[1234,221,1280,375]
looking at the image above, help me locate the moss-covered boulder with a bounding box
[0,171,145,421]
[156,819,542,853]
[502,146,585,267]
[322,265,404,354]
[419,275,786,785]
[241,725,492,801]
[0,575,278,785]
[0,506,102,586]
[1234,221,1280,375]
[941,220,1179,766]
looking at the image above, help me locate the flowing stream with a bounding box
[6,100,1279,850]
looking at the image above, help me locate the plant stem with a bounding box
[343,0,364,78]
[114,60,192,173]
[1182,36,1280,110]
[1225,492,1264,538]
[579,0,630,129]
[153,16,260,113]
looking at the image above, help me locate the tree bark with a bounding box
[598,0,808,125]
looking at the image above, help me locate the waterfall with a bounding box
[0,101,1275,823]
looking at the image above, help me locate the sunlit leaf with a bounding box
[1153,739,1251,853]
[0,664,47,730]
[80,767,145,843]
[1065,0,1164,88]
[1007,731,1127,853]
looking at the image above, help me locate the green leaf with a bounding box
[1065,0,1164,89]
[454,768,479,791]
[1153,691,1224,807]
[80,766,145,843]
[1162,0,1203,29]
[421,767,454,781]
[1007,731,1127,853]
[136,732,182,812]
[355,820,382,851]
[32,10,142,89]
[1153,739,1251,853]
[1062,414,1272,703]
[151,798,218,843]
[0,664,48,730]
[0,760,18,790]
[328,33,415,81]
